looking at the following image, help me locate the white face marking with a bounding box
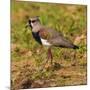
[41,38,52,46]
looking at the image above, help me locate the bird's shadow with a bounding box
[44,62,63,71]
[38,62,63,72]
[52,62,63,71]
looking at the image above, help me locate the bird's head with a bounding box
[25,16,40,29]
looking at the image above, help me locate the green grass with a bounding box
[11,1,87,61]
[11,0,87,89]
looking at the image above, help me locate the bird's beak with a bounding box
[25,23,29,28]
[23,23,30,33]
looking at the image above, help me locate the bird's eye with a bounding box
[31,20,36,23]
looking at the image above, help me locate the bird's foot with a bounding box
[71,60,78,66]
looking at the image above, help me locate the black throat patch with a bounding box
[32,32,42,45]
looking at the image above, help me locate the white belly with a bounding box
[41,38,52,46]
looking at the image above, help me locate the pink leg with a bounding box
[41,47,53,70]
[47,47,53,65]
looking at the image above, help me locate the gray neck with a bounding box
[32,23,42,33]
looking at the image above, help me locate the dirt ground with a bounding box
[11,59,87,90]
[11,1,87,90]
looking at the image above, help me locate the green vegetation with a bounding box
[11,0,87,89]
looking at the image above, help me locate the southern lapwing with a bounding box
[25,16,79,66]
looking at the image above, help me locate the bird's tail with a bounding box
[73,45,79,49]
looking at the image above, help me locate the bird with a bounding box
[25,16,79,66]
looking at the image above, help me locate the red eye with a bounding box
[31,20,36,23]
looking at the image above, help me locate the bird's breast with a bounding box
[32,32,42,44]
[40,38,52,46]
[32,32,51,46]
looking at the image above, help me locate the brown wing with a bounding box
[49,36,74,47]
[39,27,52,40]
[38,27,77,49]
[39,26,64,40]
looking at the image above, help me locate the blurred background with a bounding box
[11,0,87,89]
